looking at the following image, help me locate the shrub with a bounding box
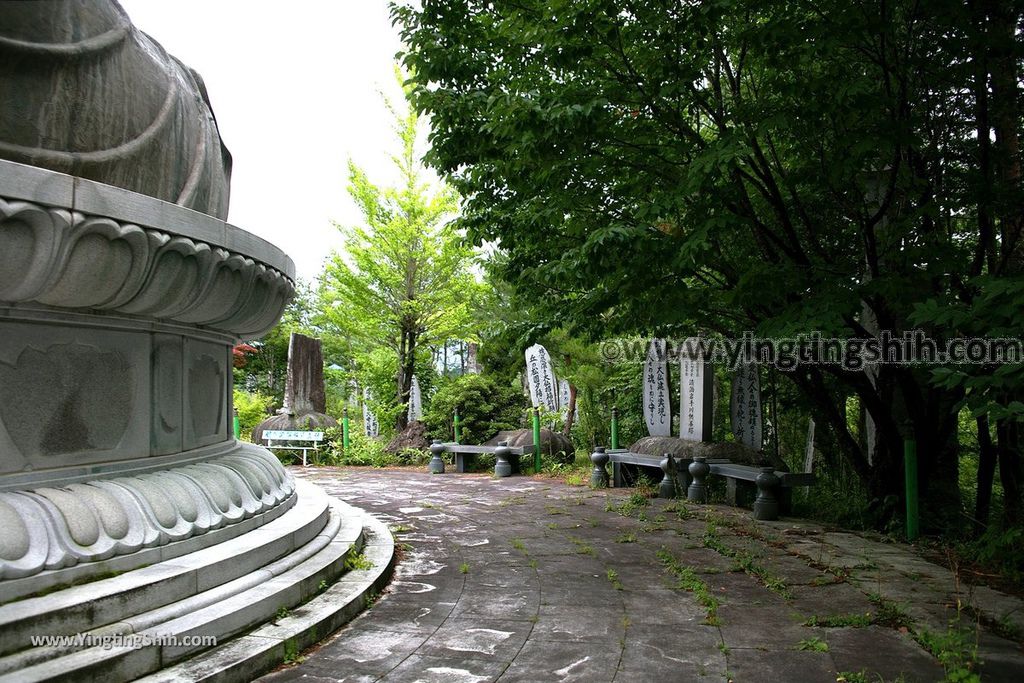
[424,374,526,444]
[234,390,275,441]
[323,429,392,467]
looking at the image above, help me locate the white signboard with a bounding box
[731,362,763,451]
[363,388,379,438]
[525,344,559,412]
[407,375,423,422]
[679,352,710,442]
[643,339,671,436]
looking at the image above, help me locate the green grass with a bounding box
[569,536,595,555]
[664,500,694,520]
[344,552,373,571]
[657,548,720,625]
[803,614,872,628]
[702,521,791,598]
[459,562,470,574]
[867,593,914,630]
[915,618,981,683]
[616,532,638,543]
[796,636,829,652]
[606,568,624,590]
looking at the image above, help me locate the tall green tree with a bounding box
[320,72,478,431]
[395,0,1024,531]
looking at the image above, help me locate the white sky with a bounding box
[119,0,406,283]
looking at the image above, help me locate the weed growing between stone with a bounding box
[657,547,721,625]
[702,520,791,598]
[795,636,829,652]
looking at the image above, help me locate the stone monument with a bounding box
[731,362,764,451]
[679,338,713,442]
[363,388,380,438]
[251,333,339,442]
[643,339,671,437]
[0,3,392,680]
[525,343,559,413]
[407,374,424,422]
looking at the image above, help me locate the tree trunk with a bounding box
[988,2,1023,528]
[915,392,962,532]
[975,414,997,536]
[395,328,411,431]
[997,416,1024,527]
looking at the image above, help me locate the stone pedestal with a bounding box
[0,158,296,586]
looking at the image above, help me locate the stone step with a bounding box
[136,506,396,683]
[0,495,382,682]
[0,479,329,659]
[0,499,364,679]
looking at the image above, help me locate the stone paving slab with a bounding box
[260,469,1024,682]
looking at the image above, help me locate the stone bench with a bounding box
[427,441,532,477]
[603,448,729,495]
[688,457,815,520]
[263,430,325,467]
[592,449,814,520]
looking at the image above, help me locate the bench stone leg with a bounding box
[753,467,781,520]
[687,456,710,503]
[455,452,471,473]
[428,440,446,474]
[659,454,677,498]
[590,447,609,488]
[494,442,513,477]
[612,461,623,488]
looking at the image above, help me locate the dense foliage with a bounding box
[423,373,527,443]
[395,0,1024,533]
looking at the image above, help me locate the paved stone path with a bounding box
[263,469,1024,682]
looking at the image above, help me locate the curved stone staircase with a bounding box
[0,479,395,682]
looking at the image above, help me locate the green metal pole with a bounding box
[233,408,241,440]
[532,407,542,472]
[342,407,350,451]
[905,436,919,541]
[453,407,461,444]
[610,406,620,450]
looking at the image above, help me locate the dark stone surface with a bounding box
[630,435,788,470]
[484,429,574,464]
[0,0,232,218]
[385,421,431,455]
[259,469,1023,682]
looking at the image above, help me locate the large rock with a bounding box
[385,420,431,454]
[251,412,339,445]
[629,436,788,471]
[485,428,574,464]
